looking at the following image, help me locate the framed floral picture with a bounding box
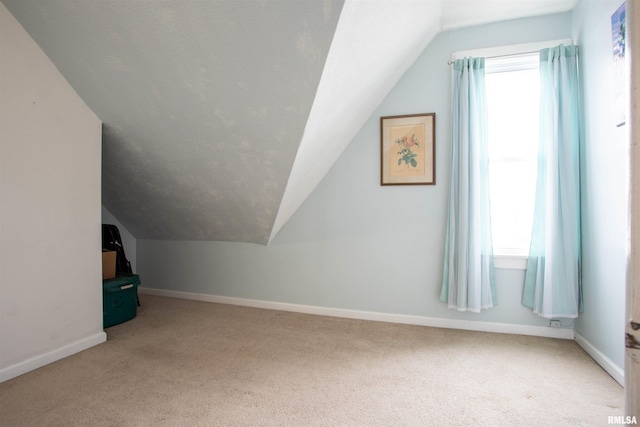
[380,113,435,185]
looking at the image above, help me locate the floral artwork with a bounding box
[395,134,420,168]
[388,124,426,178]
[380,113,435,185]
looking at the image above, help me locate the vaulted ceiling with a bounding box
[2,0,578,244]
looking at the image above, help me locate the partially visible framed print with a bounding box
[380,113,435,185]
[611,2,626,127]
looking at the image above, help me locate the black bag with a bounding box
[102,224,132,275]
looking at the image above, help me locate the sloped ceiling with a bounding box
[1,0,578,245]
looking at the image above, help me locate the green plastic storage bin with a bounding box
[103,274,141,328]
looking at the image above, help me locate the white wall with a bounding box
[572,0,628,374]
[102,206,137,273]
[0,3,104,382]
[138,13,573,334]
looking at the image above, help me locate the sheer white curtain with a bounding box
[440,57,496,312]
[522,45,583,318]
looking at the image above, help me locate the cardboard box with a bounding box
[102,251,117,280]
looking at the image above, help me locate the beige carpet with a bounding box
[0,295,623,426]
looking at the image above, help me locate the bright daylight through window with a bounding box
[485,53,539,256]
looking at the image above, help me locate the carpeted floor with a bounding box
[0,295,624,426]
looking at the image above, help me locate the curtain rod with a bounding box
[447,50,541,65]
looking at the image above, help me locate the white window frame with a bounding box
[450,39,572,270]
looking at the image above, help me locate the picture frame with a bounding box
[611,2,626,127]
[380,113,435,185]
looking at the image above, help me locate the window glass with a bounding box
[485,59,539,255]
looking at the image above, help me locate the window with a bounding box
[485,53,539,257]
[450,40,572,268]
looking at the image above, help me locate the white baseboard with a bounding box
[139,287,575,340]
[0,332,107,384]
[574,332,624,386]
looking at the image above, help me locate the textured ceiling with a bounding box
[2,0,344,244]
[2,0,578,245]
